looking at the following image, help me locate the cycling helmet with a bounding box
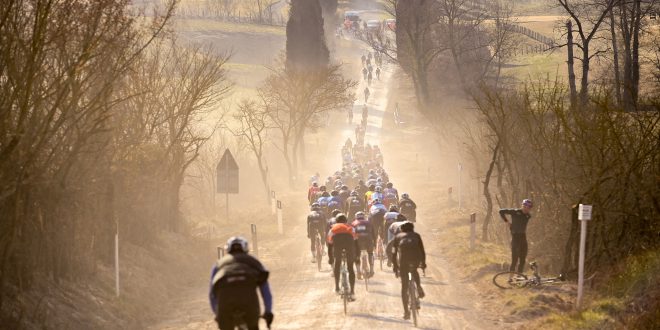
[386,182,393,188]
[311,203,321,210]
[355,211,366,220]
[389,205,399,212]
[369,169,375,175]
[377,177,383,182]
[331,190,339,196]
[341,185,349,190]
[401,193,409,199]
[369,184,376,191]
[320,186,327,192]
[372,198,381,204]
[396,213,408,221]
[321,191,330,197]
[350,191,358,197]
[331,209,342,217]
[226,236,249,253]
[522,199,533,208]
[312,182,318,187]
[400,221,414,232]
[375,186,382,192]
[335,214,348,223]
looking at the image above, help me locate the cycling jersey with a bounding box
[498,208,532,234]
[370,203,387,216]
[370,192,384,203]
[345,197,364,219]
[328,196,342,212]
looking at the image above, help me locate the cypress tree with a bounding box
[286,0,330,72]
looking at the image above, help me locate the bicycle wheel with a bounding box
[492,271,528,289]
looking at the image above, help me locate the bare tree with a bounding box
[557,0,617,107]
[229,100,271,200]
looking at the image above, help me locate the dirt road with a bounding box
[149,6,506,330]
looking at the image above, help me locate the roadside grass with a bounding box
[503,51,566,81]
[174,18,285,36]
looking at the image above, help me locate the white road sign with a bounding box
[578,204,592,221]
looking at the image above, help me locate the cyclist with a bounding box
[338,185,350,205]
[369,198,388,245]
[370,186,384,206]
[399,193,417,222]
[351,211,376,279]
[326,209,343,233]
[364,184,376,207]
[383,183,398,208]
[499,199,533,273]
[327,214,360,301]
[210,237,274,330]
[387,222,426,320]
[345,191,364,219]
[308,182,320,205]
[362,67,368,80]
[376,67,381,80]
[367,71,372,85]
[308,203,327,263]
[364,87,370,103]
[317,191,331,216]
[328,191,343,213]
[387,213,408,266]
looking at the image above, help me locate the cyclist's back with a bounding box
[210,237,273,330]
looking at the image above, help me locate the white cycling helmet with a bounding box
[226,236,249,253]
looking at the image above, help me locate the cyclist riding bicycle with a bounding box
[345,191,365,220]
[383,183,399,207]
[307,203,327,263]
[210,237,274,330]
[364,87,370,103]
[351,212,376,279]
[362,67,368,80]
[387,214,408,266]
[369,198,388,246]
[387,222,426,320]
[308,182,320,205]
[364,185,376,207]
[328,191,342,214]
[316,191,331,216]
[376,67,381,80]
[327,214,360,301]
[370,186,384,206]
[399,193,417,222]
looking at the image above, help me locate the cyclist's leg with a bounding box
[518,235,528,273]
[367,243,374,274]
[348,257,356,294]
[412,268,423,297]
[310,233,316,255]
[333,254,341,291]
[400,270,410,313]
[510,236,520,272]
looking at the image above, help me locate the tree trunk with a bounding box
[566,20,578,109]
[609,9,622,106]
[579,42,590,107]
[482,142,500,241]
[631,0,641,109]
[256,154,270,202]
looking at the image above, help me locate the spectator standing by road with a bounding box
[499,199,533,273]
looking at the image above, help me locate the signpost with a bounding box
[271,191,276,215]
[217,149,239,221]
[577,204,593,309]
[217,246,225,259]
[251,224,258,257]
[115,222,119,297]
[469,213,477,251]
[277,200,283,234]
[458,163,463,209]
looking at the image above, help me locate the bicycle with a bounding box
[315,232,324,272]
[492,261,566,289]
[359,250,370,291]
[376,235,385,270]
[339,251,351,315]
[402,265,421,327]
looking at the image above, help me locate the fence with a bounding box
[174,4,287,27]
